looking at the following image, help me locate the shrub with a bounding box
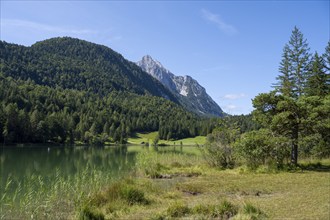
[234,129,290,169]
[200,125,238,169]
[201,143,235,169]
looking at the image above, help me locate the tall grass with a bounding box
[1,165,117,219]
[135,148,205,178]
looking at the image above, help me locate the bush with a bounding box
[201,143,235,169]
[234,129,290,169]
[200,126,239,169]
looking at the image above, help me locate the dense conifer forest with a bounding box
[0,38,217,144]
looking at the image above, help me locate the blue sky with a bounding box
[1,1,329,115]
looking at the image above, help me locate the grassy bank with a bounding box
[127,132,206,146]
[2,146,329,219]
[83,150,330,219]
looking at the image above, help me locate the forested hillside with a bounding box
[0,37,178,101]
[0,75,214,144]
[0,37,217,144]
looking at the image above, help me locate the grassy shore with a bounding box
[2,146,329,219]
[83,149,330,219]
[127,132,206,146]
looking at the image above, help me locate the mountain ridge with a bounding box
[1,37,178,103]
[136,55,225,117]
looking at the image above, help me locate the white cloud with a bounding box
[222,93,246,100]
[1,19,97,35]
[201,9,237,35]
[224,104,237,110]
[222,104,246,115]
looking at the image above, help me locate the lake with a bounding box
[0,145,195,196]
[0,145,199,218]
[0,145,139,189]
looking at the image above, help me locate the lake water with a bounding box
[0,145,194,194]
[1,145,198,218]
[0,145,138,188]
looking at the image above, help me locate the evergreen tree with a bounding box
[305,52,329,97]
[288,26,311,97]
[324,41,330,73]
[274,45,295,97]
[274,27,311,98]
[253,27,311,165]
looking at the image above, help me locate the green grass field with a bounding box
[127,132,206,146]
[83,150,330,220]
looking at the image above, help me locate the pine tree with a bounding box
[324,41,330,73]
[305,52,329,97]
[275,26,311,98]
[254,27,311,165]
[288,26,311,97]
[274,44,295,96]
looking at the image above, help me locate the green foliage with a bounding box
[273,26,311,98]
[0,75,207,144]
[305,52,330,97]
[0,38,216,145]
[152,134,159,146]
[252,28,329,165]
[234,129,290,169]
[0,38,177,101]
[201,121,239,169]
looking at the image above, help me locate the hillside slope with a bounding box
[0,37,178,102]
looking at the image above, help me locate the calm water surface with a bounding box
[0,145,138,190]
[0,145,196,197]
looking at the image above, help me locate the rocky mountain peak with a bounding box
[137,55,224,117]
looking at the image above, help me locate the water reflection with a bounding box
[0,145,135,187]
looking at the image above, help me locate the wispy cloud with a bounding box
[224,104,238,110]
[223,104,242,115]
[201,9,237,35]
[222,93,246,100]
[1,19,97,35]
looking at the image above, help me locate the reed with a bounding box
[1,164,115,219]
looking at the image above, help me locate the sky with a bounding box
[1,1,329,115]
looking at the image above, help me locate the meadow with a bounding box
[82,148,330,220]
[127,132,206,146]
[1,145,329,219]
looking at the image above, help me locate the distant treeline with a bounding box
[0,75,220,144]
